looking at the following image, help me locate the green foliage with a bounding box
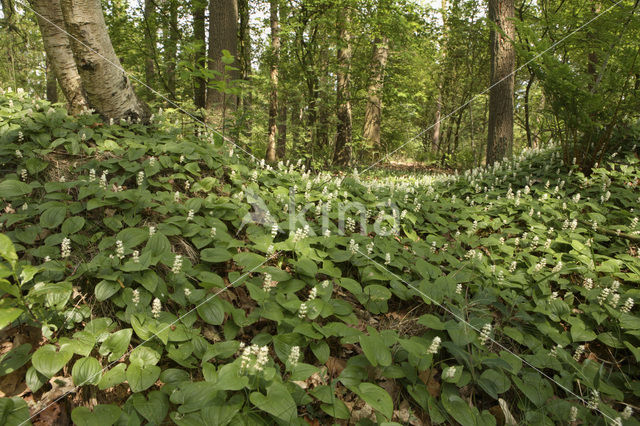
[1,91,639,424]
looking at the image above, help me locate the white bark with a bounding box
[59,0,149,121]
[30,0,89,114]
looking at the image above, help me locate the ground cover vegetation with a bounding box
[0,90,639,424]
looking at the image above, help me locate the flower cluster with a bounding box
[172,254,183,274]
[427,336,441,355]
[132,250,140,263]
[115,240,125,259]
[348,239,359,254]
[151,298,162,318]
[61,237,71,258]
[292,225,310,242]
[132,289,140,305]
[288,346,300,367]
[573,344,585,361]
[262,273,277,292]
[621,297,634,313]
[298,287,317,319]
[479,323,492,346]
[240,344,270,373]
[137,171,144,186]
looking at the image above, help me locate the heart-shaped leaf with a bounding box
[250,382,297,423]
[126,363,160,392]
[132,390,169,424]
[72,357,102,386]
[71,404,121,426]
[32,345,73,378]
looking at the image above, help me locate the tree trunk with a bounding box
[524,71,534,148]
[59,0,149,121]
[291,100,301,154]
[277,103,287,159]
[238,0,252,136]
[45,56,58,103]
[193,0,206,109]
[143,0,155,98]
[207,0,239,120]
[165,0,179,100]
[486,0,515,164]
[30,0,89,114]
[265,0,279,162]
[432,0,447,152]
[363,37,389,159]
[333,12,353,166]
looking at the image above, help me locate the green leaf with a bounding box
[72,357,102,386]
[0,234,18,267]
[201,248,233,263]
[126,363,160,392]
[0,397,30,425]
[250,382,297,423]
[441,384,477,426]
[31,344,73,378]
[98,363,127,390]
[356,382,393,420]
[0,344,31,376]
[359,328,392,367]
[320,399,351,419]
[478,369,511,399]
[61,217,85,234]
[295,258,318,277]
[0,180,32,197]
[132,391,169,425]
[197,296,225,325]
[0,307,24,329]
[71,405,122,426]
[117,227,148,248]
[99,329,132,362]
[95,280,120,302]
[513,373,553,407]
[25,366,47,392]
[40,206,67,229]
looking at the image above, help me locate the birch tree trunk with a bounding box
[333,12,353,166]
[265,0,280,162]
[30,0,89,114]
[363,37,389,159]
[486,0,515,164]
[59,0,149,122]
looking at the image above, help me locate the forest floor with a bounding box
[1,91,640,425]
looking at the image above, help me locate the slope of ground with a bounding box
[0,89,639,425]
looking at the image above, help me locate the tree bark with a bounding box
[193,0,206,109]
[59,0,149,121]
[30,0,89,114]
[143,0,155,98]
[45,56,58,103]
[333,12,353,166]
[238,0,252,137]
[277,103,287,159]
[265,0,279,162]
[432,0,447,152]
[363,36,389,158]
[487,0,515,164]
[165,0,179,100]
[207,0,239,120]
